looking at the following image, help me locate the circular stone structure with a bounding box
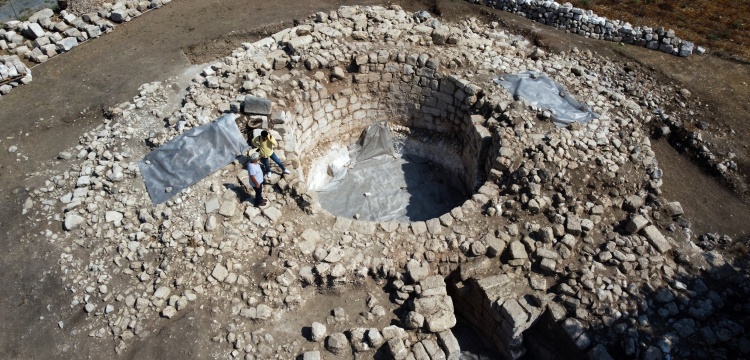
[286,63,496,222]
[25,4,724,360]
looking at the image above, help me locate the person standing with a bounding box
[247,152,267,207]
[252,130,290,178]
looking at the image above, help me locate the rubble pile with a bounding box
[0,54,31,97]
[0,1,169,97]
[22,5,749,359]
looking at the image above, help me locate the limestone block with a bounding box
[624,215,649,234]
[437,330,461,360]
[286,35,313,53]
[641,225,671,253]
[56,37,78,52]
[24,23,46,39]
[243,95,272,115]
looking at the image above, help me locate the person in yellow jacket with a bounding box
[251,130,290,177]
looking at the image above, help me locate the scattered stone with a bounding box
[326,332,349,355]
[311,322,327,342]
[642,225,672,253]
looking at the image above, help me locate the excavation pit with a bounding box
[284,68,499,223]
[308,123,470,222]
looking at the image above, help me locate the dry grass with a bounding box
[570,0,750,61]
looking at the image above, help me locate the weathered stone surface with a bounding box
[623,195,644,211]
[587,344,614,360]
[57,37,78,51]
[509,241,528,259]
[624,215,649,234]
[25,23,46,39]
[437,330,461,360]
[211,264,229,282]
[501,299,529,328]
[425,309,456,332]
[485,236,507,257]
[311,322,327,342]
[243,95,272,115]
[387,337,408,360]
[64,213,85,230]
[287,35,313,53]
[326,332,349,354]
[302,351,321,360]
[161,306,177,318]
[642,225,672,253]
[406,259,429,283]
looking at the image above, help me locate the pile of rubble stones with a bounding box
[0,0,170,97]
[22,5,748,359]
[0,54,31,96]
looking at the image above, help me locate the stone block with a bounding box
[406,259,429,283]
[29,8,54,23]
[666,201,684,216]
[566,215,582,236]
[286,35,313,53]
[437,330,461,360]
[641,225,671,253]
[110,10,128,23]
[24,23,46,39]
[622,195,644,211]
[509,241,528,259]
[56,37,78,52]
[624,215,649,234]
[387,338,408,360]
[501,299,528,328]
[679,41,694,57]
[425,309,456,332]
[485,236,507,257]
[243,95,272,115]
[302,351,320,360]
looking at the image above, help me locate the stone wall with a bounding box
[467,0,700,57]
[0,0,171,98]
[288,54,495,195]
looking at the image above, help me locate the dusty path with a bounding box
[1,0,749,358]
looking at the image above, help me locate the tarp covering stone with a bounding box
[139,113,249,204]
[312,122,466,222]
[494,71,598,127]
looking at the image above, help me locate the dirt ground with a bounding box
[1,0,749,358]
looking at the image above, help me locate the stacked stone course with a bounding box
[467,0,698,57]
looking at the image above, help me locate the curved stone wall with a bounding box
[288,59,494,196]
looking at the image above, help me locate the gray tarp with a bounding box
[139,113,249,204]
[314,122,466,222]
[494,71,598,127]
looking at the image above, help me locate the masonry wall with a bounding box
[469,0,696,57]
[288,53,495,195]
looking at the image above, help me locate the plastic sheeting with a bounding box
[139,113,249,204]
[494,71,598,127]
[313,122,467,222]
